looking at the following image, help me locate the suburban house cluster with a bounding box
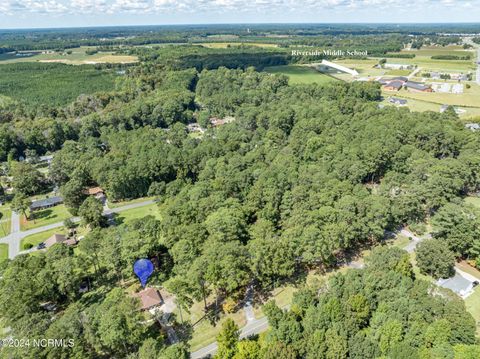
[380,77,433,92]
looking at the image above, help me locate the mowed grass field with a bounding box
[0,47,138,65]
[0,244,8,261]
[264,65,338,85]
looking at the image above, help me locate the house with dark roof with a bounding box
[405,81,433,93]
[391,76,408,83]
[389,97,408,106]
[30,196,63,212]
[383,80,403,91]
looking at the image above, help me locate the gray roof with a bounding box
[30,196,63,210]
[437,272,472,295]
[405,81,430,91]
[389,97,407,104]
[385,80,403,89]
[391,76,408,82]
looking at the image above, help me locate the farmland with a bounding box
[0,46,138,65]
[0,62,118,107]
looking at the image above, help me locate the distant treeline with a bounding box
[431,54,472,60]
[382,53,416,59]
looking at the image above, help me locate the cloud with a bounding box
[0,0,479,17]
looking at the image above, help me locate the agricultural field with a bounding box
[0,62,118,107]
[0,47,138,65]
[264,65,338,85]
[200,42,279,49]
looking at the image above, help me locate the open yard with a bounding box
[20,227,67,250]
[113,203,161,225]
[0,206,11,236]
[0,47,138,65]
[264,65,338,85]
[178,295,247,352]
[465,287,480,335]
[108,196,155,209]
[21,204,72,231]
[0,244,8,261]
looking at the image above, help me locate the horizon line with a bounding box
[2,21,480,32]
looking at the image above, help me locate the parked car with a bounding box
[37,242,46,250]
[473,281,479,288]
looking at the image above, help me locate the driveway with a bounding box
[0,199,157,259]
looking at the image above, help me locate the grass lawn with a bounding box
[179,295,247,352]
[385,69,412,76]
[108,196,155,209]
[465,287,480,335]
[20,227,66,250]
[0,206,11,236]
[264,65,338,85]
[0,244,8,261]
[380,84,480,111]
[113,203,161,225]
[465,196,480,208]
[21,204,72,231]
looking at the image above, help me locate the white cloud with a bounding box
[0,0,479,17]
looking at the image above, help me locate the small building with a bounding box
[404,81,433,93]
[384,63,413,70]
[85,187,105,200]
[133,287,164,311]
[30,196,63,212]
[389,97,408,106]
[210,116,235,127]
[390,76,408,83]
[39,155,54,164]
[383,80,404,91]
[466,123,480,131]
[187,123,205,133]
[44,234,67,248]
[319,60,359,77]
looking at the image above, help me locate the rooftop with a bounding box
[30,196,63,210]
[45,234,67,248]
[133,287,163,310]
[405,81,431,91]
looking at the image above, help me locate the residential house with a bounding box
[404,81,433,93]
[383,80,404,91]
[85,187,106,200]
[389,97,408,106]
[466,123,480,131]
[133,287,164,311]
[30,196,63,212]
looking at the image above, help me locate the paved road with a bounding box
[0,199,157,259]
[190,316,270,359]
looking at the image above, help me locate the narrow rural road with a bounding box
[190,316,270,359]
[0,199,157,259]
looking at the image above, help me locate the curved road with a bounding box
[0,199,156,259]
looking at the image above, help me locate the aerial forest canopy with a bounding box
[1,55,480,358]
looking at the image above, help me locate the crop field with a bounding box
[0,47,138,65]
[264,65,338,85]
[0,62,118,107]
[200,42,279,48]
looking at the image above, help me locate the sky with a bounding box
[0,0,479,29]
